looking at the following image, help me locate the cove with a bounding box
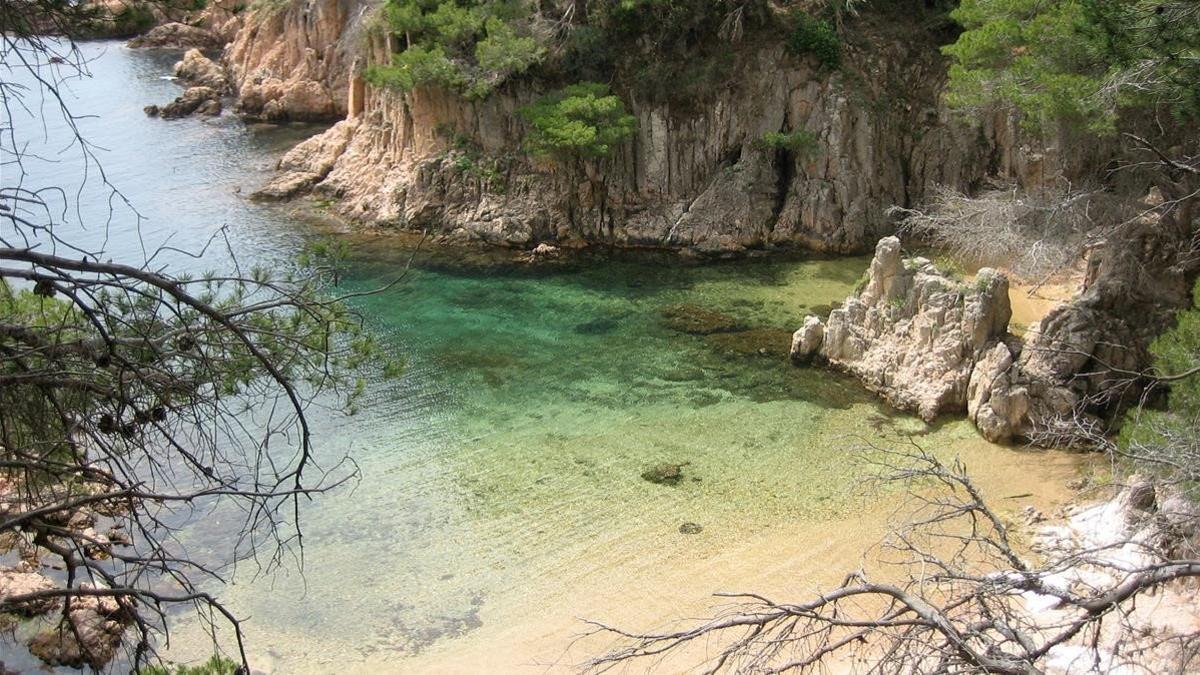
[3,41,1079,674]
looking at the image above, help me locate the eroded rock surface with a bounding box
[173,48,228,91]
[791,236,1012,421]
[145,86,222,119]
[0,566,59,616]
[241,2,1111,254]
[224,0,362,121]
[251,119,358,200]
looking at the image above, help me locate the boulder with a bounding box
[967,342,1029,443]
[250,171,321,202]
[251,120,358,200]
[642,463,685,486]
[127,22,221,49]
[173,49,228,91]
[790,315,824,364]
[146,86,222,119]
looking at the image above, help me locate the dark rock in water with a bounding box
[127,22,222,49]
[642,463,685,486]
[143,104,160,117]
[660,305,744,335]
[574,317,619,335]
[678,522,703,535]
[704,328,794,358]
[153,86,222,119]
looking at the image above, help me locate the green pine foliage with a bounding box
[366,0,543,98]
[139,655,240,675]
[786,12,840,69]
[754,130,818,155]
[942,0,1200,132]
[364,45,464,92]
[519,83,637,160]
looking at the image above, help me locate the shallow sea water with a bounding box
[3,41,1080,674]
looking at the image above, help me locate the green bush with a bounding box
[112,3,157,36]
[370,0,543,98]
[520,82,636,160]
[787,13,841,69]
[364,45,463,92]
[754,130,818,156]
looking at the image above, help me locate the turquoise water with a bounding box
[163,247,901,668]
[2,41,1076,674]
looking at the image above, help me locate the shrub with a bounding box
[520,82,636,160]
[364,45,463,92]
[370,0,543,98]
[754,130,818,156]
[787,13,840,69]
[112,3,156,36]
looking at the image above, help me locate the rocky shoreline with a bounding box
[790,236,1062,443]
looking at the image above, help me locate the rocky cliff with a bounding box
[240,1,1103,254]
[223,0,368,121]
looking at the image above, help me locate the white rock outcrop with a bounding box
[791,236,1012,422]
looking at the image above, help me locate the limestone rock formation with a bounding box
[791,236,1013,422]
[127,22,221,49]
[251,119,358,200]
[144,86,222,119]
[238,1,1104,255]
[790,315,824,364]
[173,48,228,92]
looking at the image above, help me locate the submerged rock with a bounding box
[28,585,131,669]
[574,317,619,335]
[661,305,744,335]
[0,566,59,616]
[704,328,793,358]
[642,463,685,486]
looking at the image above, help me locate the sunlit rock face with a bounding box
[224,0,366,122]
[792,236,1012,423]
